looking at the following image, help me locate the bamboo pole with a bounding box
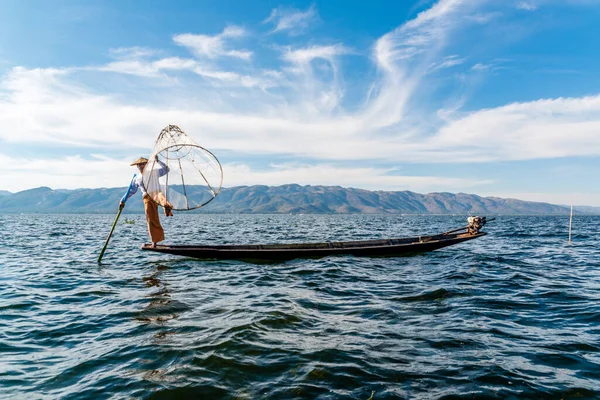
[568,204,573,245]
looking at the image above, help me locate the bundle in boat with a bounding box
[141,125,223,211]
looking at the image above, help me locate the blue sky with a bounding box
[1,0,600,205]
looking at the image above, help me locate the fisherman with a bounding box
[120,156,173,248]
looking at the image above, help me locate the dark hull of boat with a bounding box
[141,231,487,261]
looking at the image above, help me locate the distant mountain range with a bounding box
[1,185,598,215]
[568,205,600,214]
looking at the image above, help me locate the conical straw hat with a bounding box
[130,157,148,166]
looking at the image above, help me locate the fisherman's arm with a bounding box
[155,155,170,176]
[119,179,139,209]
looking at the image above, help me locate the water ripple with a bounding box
[1,214,599,398]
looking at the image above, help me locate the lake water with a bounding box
[1,214,599,399]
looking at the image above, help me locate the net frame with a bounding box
[141,125,223,211]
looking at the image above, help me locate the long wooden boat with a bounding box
[141,219,488,261]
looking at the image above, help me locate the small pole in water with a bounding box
[568,204,573,245]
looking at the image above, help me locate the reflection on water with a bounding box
[137,265,182,325]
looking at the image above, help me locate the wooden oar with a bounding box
[98,174,137,263]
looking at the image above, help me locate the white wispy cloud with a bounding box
[363,0,471,129]
[109,46,157,59]
[516,1,538,11]
[428,55,466,72]
[264,4,317,34]
[472,63,490,70]
[95,60,165,78]
[5,61,600,166]
[429,95,600,161]
[283,44,351,65]
[173,26,252,60]
[90,56,276,89]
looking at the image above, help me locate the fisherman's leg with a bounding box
[143,194,164,246]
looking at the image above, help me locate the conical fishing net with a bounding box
[142,125,223,211]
